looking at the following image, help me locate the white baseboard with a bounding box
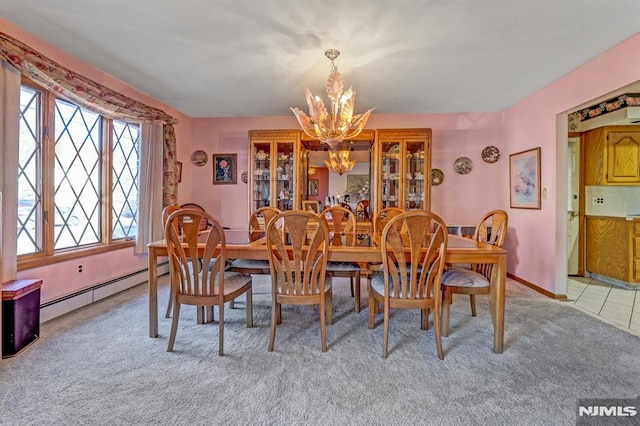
[40,263,169,323]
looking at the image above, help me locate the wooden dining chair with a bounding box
[368,210,448,359]
[162,205,181,318]
[165,208,253,355]
[323,206,362,312]
[228,207,281,275]
[266,210,332,352]
[441,209,508,336]
[180,202,212,232]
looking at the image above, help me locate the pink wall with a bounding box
[191,113,504,230]
[503,33,640,293]
[309,168,329,203]
[3,18,193,303]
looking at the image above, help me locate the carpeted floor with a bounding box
[0,274,638,425]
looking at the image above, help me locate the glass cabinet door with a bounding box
[404,141,426,210]
[274,139,295,211]
[248,130,300,215]
[252,141,272,212]
[380,141,401,209]
[375,129,431,213]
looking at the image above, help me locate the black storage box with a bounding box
[2,279,42,358]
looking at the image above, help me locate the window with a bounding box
[17,80,140,266]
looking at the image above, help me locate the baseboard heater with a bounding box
[39,262,169,323]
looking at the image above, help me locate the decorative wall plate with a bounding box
[481,146,501,163]
[454,157,473,174]
[241,171,248,184]
[431,168,444,186]
[191,150,208,166]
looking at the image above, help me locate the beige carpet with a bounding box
[0,274,638,425]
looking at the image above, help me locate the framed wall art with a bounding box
[308,179,319,196]
[212,153,237,184]
[509,147,541,209]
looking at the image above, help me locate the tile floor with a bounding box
[566,276,640,336]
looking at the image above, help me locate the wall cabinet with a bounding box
[586,216,640,283]
[585,126,640,185]
[248,130,300,214]
[374,129,432,212]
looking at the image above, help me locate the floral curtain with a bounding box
[0,31,179,206]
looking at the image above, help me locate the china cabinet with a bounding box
[248,130,300,214]
[374,128,432,212]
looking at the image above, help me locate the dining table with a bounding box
[147,231,508,353]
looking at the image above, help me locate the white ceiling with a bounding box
[1,0,639,118]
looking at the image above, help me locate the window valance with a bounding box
[0,31,176,125]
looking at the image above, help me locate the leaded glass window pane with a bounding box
[112,121,139,239]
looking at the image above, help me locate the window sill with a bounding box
[17,240,136,271]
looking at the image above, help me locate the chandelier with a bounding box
[325,149,356,175]
[290,49,374,149]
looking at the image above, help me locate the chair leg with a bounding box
[276,303,282,325]
[165,296,173,318]
[205,306,214,323]
[246,288,253,328]
[354,271,361,313]
[442,287,452,337]
[421,309,430,330]
[433,301,444,360]
[368,290,376,329]
[326,288,333,326]
[229,299,235,309]
[218,302,224,356]
[320,297,327,352]
[470,294,477,316]
[269,302,278,352]
[350,276,355,297]
[167,302,181,352]
[382,303,390,358]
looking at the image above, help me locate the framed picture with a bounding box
[509,147,541,209]
[212,153,237,184]
[302,200,322,213]
[308,179,319,196]
[176,161,182,183]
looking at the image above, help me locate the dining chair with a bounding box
[180,202,212,232]
[163,204,232,318]
[441,209,508,336]
[323,206,362,312]
[368,210,448,359]
[162,205,181,318]
[228,207,281,275]
[165,208,253,355]
[266,210,332,352]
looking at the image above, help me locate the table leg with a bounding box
[490,253,507,353]
[148,247,158,338]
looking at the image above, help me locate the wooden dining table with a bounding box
[147,232,508,353]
